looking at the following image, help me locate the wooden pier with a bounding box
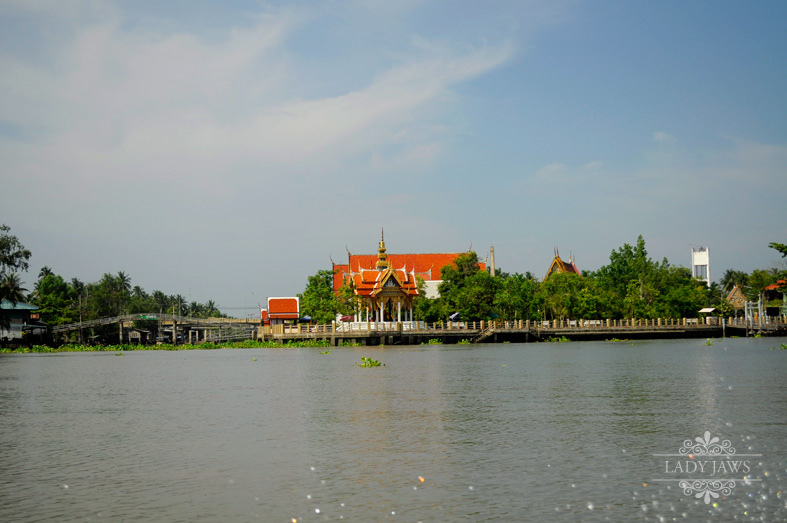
[43,314,786,346]
[260,317,787,346]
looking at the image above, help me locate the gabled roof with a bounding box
[334,252,486,292]
[544,250,580,280]
[267,297,299,319]
[0,299,37,311]
[726,285,747,308]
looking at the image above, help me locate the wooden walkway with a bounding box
[43,314,786,346]
[260,317,787,346]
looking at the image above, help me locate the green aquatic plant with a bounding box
[0,339,336,353]
[421,338,442,345]
[548,336,570,343]
[768,343,787,350]
[356,356,383,368]
[457,339,471,344]
[705,338,714,346]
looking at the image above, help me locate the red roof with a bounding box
[333,253,486,292]
[544,254,581,280]
[268,297,299,319]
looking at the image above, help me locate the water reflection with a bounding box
[1,338,785,521]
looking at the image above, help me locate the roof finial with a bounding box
[376,228,389,271]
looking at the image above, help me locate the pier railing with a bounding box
[260,315,787,338]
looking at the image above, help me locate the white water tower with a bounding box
[691,246,710,287]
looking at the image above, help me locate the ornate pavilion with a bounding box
[333,234,486,323]
[544,248,580,280]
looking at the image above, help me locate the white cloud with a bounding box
[653,131,675,144]
[1,5,514,195]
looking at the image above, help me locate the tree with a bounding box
[593,235,652,304]
[437,251,493,320]
[494,273,540,321]
[35,273,77,325]
[1,273,27,303]
[769,242,787,293]
[720,269,749,292]
[299,269,339,324]
[0,225,32,329]
[769,242,787,258]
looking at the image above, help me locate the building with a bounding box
[544,249,580,280]
[333,234,486,322]
[261,297,300,326]
[0,300,39,344]
[725,284,747,314]
[691,247,710,287]
[333,238,486,300]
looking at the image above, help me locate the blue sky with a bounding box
[1,0,785,316]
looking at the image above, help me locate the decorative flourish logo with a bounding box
[653,431,761,505]
[679,431,735,456]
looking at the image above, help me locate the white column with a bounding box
[397,301,402,322]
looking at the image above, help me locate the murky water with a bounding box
[1,337,785,521]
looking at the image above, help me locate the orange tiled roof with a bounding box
[333,253,486,292]
[544,254,580,280]
[268,297,299,319]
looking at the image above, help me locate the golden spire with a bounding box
[376,228,389,270]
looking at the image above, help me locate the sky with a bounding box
[1,0,786,317]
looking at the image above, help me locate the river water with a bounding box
[1,337,785,522]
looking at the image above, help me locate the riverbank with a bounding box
[0,340,333,353]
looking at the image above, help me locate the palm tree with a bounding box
[116,271,131,294]
[115,272,131,315]
[205,300,217,317]
[1,273,27,304]
[720,269,749,292]
[0,273,28,330]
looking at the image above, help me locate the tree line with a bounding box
[1,224,228,332]
[300,236,787,323]
[2,224,785,331]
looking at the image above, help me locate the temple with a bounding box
[544,248,580,280]
[333,233,486,322]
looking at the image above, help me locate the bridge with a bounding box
[42,314,786,346]
[49,313,259,344]
[259,316,787,346]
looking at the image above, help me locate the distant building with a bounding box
[261,297,300,326]
[544,249,580,280]
[333,237,486,300]
[332,233,486,321]
[0,300,39,343]
[691,247,710,287]
[725,284,747,314]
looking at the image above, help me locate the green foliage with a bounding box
[0,224,32,329]
[356,356,383,367]
[0,339,334,352]
[299,269,340,324]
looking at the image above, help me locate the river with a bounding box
[1,337,785,521]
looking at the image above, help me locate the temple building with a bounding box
[544,249,580,280]
[725,284,747,315]
[333,234,486,322]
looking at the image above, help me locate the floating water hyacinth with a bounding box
[356,357,383,367]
